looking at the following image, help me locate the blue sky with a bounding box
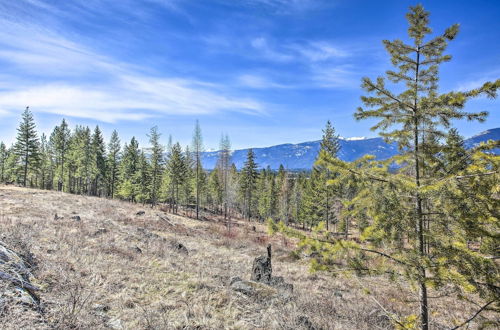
[0,0,498,150]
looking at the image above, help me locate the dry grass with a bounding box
[0,186,496,329]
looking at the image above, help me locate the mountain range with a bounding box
[200,128,500,170]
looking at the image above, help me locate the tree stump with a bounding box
[251,244,272,283]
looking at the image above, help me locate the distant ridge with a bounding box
[201,128,500,170]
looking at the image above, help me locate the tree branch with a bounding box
[449,300,496,330]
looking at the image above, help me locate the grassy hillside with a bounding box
[0,186,495,329]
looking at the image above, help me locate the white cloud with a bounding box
[251,37,294,62]
[0,9,265,122]
[290,41,349,61]
[238,74,289,89]
[455,69,500,92]
[247,0,331,13]
[249,37,349,64]
[312,65,360,88]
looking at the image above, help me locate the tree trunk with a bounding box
[413,47,429,330]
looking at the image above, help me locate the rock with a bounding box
[172,242,188,255]
[230,279,256,296]
[133,246,142,254]
[94,228,107,236]
[70,215,81,221]
[251,244,272,283]
[229,276,242,285]
[53,213,63,220]
[93,303,110,313]
[136,211,145,216]
[296,315,318,330]
[0,242,40,308]
[270,276,293,294]
[108,318,123,329]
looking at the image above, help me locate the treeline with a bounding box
[0,108,349,230]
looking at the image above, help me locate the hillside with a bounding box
[0,186,495,329]
[201,128,500,170]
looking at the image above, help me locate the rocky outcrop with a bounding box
[0,241,40,307]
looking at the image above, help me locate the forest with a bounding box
[1,4,499,330]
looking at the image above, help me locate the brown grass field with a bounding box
[0,185,496,329]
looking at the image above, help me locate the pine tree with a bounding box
[217,134,231,219]
[318,120,341,231]
[208,168,223,214]
[275,5,499,329]
[91,126,107,196]
[183,145,194,214]
[442,128,468,174]
[0,142,7,183]
[14,107,40,187]
[192,120,204,219]
[50,119,71,191]
[240,149,258,219]
[320,120,341,157]
[38,134,54,189]
[4,146,20,184]
[135,151,151,204]
[257,168,272,221]
[118,137,140,201]
[148,126,164,206]
[107,130,121,199]
[166,142,187,213]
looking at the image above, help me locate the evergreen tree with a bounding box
[240,149,258,219]
[257,168,272,221]
[442,128,468,174]
[166,142,186,213]
[91,126,106,196]
[318,120,341,230]
[50,119,71,191]
[216,134,231,219]
[38,133,54,189]
[275,5,500,329]
[4,146,20,184]
[208,168,223,214]
[192,120,204,219]
[320,120,341,157]
[14,107,40,187]
[183,145,194,213]
[0,142,7,183]
[148,126,164,206]
[107,130,121,198]
[118,137,140,201]
[135,151,151,204]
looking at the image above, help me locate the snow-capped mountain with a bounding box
[201,128,500,170]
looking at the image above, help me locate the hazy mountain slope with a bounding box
[201,127,499,170]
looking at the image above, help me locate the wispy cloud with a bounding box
[251,37,295,62]
[238,74,290,89]
[455,68,500,92]
[311,65,361,88]
[0,3,265,122]
[249,37,350,63]
[289,41,349,61]
[246,0,333,13]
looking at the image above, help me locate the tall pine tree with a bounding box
[240,149,258,220]
[275,5,499,329]
[14,107,40,187]
[148,126,164,206]
[192,120,204,219]
[107,130,121,198]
